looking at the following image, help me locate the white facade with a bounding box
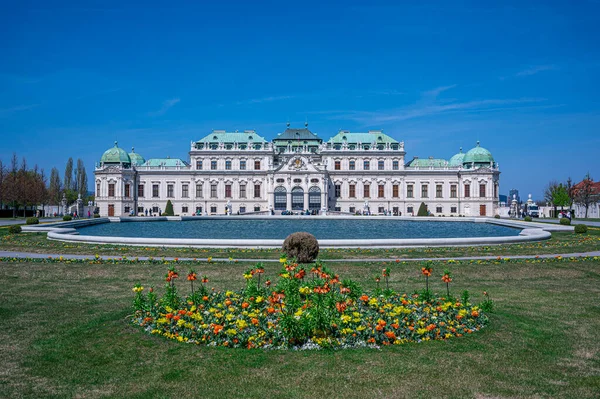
[95,127,500,217]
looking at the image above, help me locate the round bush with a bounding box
[26,217,39,225]
[524,216,532,222]
[574,224,588,234]
[282,232,320,263]
[494,214,500,219]
[559,217,571,225]
[8,225,22,234]
[93,213,100,218]
[63,215,72,221]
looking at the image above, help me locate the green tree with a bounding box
[163,200,174,216]
[49,167,62,211]
[552,184,570,216]
[417,202,428,216]
[75,158,88,199]
[63,158,77,203]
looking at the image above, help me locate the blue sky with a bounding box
[1,0,599,200]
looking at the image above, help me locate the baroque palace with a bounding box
[95,124,500,217]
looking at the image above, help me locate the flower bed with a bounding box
[132,261,490,349]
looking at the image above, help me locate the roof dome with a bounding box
[129,147,145,166]
[100,141,131,165]
[448,147,465,167]
[463,141,494,168]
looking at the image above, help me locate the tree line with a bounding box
[0,153,89,218]
[544,173,597,218]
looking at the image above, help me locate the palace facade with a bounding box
[94,124,500,217]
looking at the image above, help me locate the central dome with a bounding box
[448,147,465,167]
[100,142,131,166]
[463,141,494,168]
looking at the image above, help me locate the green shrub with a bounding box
[417,202,428,216]
[163,200,174,216]
[559,217,571,225]
[8,225,22,234]
[93,213,100,218]
[524,216,532,222]
[63,215,72,221]
[494,214,500,219]
[574,224,588,234]
[282,232,320,263]
[26,217,39,225]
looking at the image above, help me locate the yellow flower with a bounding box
[132,286,144,293]
[236,319,248,329]
[341,315,352,323]
[299,286,311,295]
[255,296,264,304]
[243,273,253,280]
[417,328,427,335]
[226,328,237,336]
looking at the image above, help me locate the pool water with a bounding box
[75,219,521,240]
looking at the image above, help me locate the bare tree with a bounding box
[0,159,5,209]
[75,158,88,199]
[573,173,597,218]
[49,167,62,213]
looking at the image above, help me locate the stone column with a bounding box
[286,191,292,211]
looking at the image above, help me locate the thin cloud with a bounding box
[235,95,294,106]
[423,84,457,99]
[0,104,39,117]
[515,64,559,77]
[147,98,180,117]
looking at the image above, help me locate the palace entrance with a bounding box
[274,186,287,210]
[308,186,321,210]
[291,187,304,210]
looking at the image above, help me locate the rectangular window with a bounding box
[225,184,232,198]
[254,184,261,198]
[450,185,457,198]
[96,183,100,196]
[436,206,443,213]
[349,184,356,198]
[124,184,130,198]
[195,206,203,214]
[378,184,384,198]
[254,206,261,212]
[182,206,188,213]
[152,206,159,213]
[138,184,144,198]
[196,184,203,198]
[349,160,355,170]
[124,206,130,214]
[225,160,232,170]
[392,185,399,198]
[254,160,261,170]
[211,184,217,198]
[392,160,399,170]
[167,184,174,198]
[364,160,370,170]
[137,206,144,213]
[152,184,159,198]
[179,184,187,198]
[239,206,246,213]
[407,184,414,198]
[210,206,217,214]
[378,160,384,170]
[378,206,385,214]
[196,160,203,170]
[451,206,457,213]
[464,184,471,198]
[334,160,341,170]
[335,184,341,198]
[240,184,246,198]
[480,184,486,198]
[334,206,341,212]
[363,184,370,198]
[494,184,498,198]
[211,160,217,170]
[240,160,246,170]
[407,206,414,214]
[349,206,356,213]
[108,183,115,197]
[421,185,428,198]
[436,184,442,198]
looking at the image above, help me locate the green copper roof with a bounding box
[142,158,189,167]
[463,141,494,166]
[407,158,448,168]
[100,142,131,165]
[328,130,398,144]
[129,147,145,166]
[273,126,322,143]
[448,147,465,167]
[197,130,267,143]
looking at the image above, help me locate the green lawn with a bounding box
[1,256,599,398]
[2,227,600,260]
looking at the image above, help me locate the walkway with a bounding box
[1,250,599,263]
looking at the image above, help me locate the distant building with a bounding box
[572,179,600,218]
[508,188,520,204]
[94,124,500,217]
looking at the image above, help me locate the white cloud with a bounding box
[515,64,559,77]
[147,98,180,117]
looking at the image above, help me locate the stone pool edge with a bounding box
[21,216,572,248]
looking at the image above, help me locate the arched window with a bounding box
[274,186,287,210]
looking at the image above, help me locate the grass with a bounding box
[1,227,600,260]
[1,256,599,398]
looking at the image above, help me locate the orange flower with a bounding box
[241,302,250,309]
[441,274,452,283]
[335,302,347,313]
[426,324,436,331]
[384,331,396,340]
[471,310,479,317]
[421,267,432,277]
[202,296,209,301]
[251,318,259,325]
[187,272,197,281]
[367,338,376,344]
[165,313,173,319]
[224,299,232,306]
[213,324,223,334]
[173,315,180,322]
[375,324,384,331]
[359,294,369,302]
[391,323,400,329]
[267,307,275,314]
